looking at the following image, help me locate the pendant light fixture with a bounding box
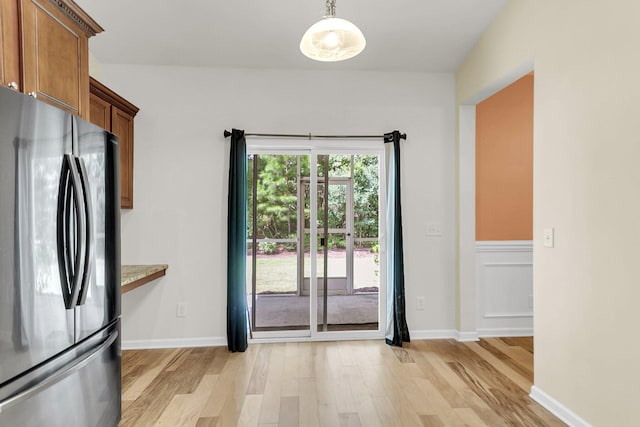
[300,0,366,62]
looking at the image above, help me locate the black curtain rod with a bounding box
[223,130,407,141]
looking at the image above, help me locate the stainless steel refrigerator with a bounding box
[0,85,121,426]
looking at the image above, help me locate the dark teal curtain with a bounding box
[384,130,410,347]
[227,129,248,352]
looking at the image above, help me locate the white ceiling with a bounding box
[75,0,506,72]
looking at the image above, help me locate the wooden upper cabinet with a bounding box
[0,0,20,89]
[89,77,139,209]
[17,0,102,119]
[89,92,111,129]
[112,106,135,209]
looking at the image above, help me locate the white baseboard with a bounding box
[409,330,480,342]
[478,328,533,338]
[122,330,497,349]
[456,331,480,341]
[410,329,458,340]
[122,336,227,350]
[530,386,591,427]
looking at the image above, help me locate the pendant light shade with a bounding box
[300,0,366,62]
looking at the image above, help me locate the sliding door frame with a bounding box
[248,139,387,342]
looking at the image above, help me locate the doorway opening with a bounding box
[246,149,384,339]
[458,60,534,340]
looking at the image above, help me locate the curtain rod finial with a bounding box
[224,130,232,138]
[400,133,407,140]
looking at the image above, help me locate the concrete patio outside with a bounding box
[252,293,379,330]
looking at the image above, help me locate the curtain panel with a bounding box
[227,129,248,352]
[384,130,410,347]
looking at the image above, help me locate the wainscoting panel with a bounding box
[476,241,533,336]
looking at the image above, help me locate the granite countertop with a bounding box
[121,264,168,294]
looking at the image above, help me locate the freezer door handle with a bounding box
[0,329,118,414]
[76,157,93,306]
[56,154,87,310]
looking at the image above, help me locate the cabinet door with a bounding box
[0,0,20,89]
[89,92,111,130]
[111,106,134,209]
[21,0,90,118]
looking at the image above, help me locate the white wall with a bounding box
[457,1,640,425]
[97,65,457,345]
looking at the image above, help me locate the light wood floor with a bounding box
[120,337,564,426]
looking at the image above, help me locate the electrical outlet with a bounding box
[416,296,425,311]
[176,302,187,318]
[426,222,442,237]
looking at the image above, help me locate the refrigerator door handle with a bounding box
[56,154,86,310]
[75,157,93,306]
[0,329,118,414]
[57,158,73,308]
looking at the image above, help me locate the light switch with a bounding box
[426,222,442,237]
[543,228,554,248]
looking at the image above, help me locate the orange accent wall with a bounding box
[476,73,533,241]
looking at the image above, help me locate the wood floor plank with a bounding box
[346,367,382,427]
[299,377,320,427]
[500,336,534,353]
[257,343,285,424]
[165,348,193,372]
[177,374,219,426]
[359,365,390,398]
[200,348,258,418]
[120,337,565,427]
[278,396,299,427]
[486,337,534,366]
[176,348,220,394]
[207,346,230,375]
[527,402,568,427]
[298,342,317,379]
[452,407,488,426]
[155,394,188,426]
[392,346,415,364]
[480,338,534,380]
[195,416,219,427]
[334,365,360,413]
[338,412,362,427]
[121,399,134,413]
[419,414,446,427]
[464,341,532,392]
[217,393,244,427]
[246,344,272,395]
[237,394,263,427]
[122,348,180,401]
[371,395,403,427]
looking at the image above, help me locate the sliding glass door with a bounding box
[247,147,384,339]
[247,153,308,331]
